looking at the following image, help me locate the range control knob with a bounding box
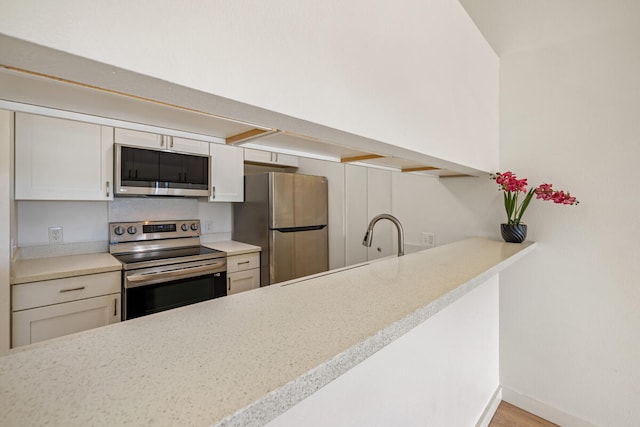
[190,223,199,231]
[114,226,125,236]
[181,223,189,231]
[127,226,137,235]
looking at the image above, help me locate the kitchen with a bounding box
[2,1,639,426]
[1,74,504,425]
[2,102,511,426]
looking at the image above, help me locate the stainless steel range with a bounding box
[109,219,227,320]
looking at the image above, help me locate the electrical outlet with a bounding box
[204,221,214,233]
[48,226,63,244]
[421,232,435,248]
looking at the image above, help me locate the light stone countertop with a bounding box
[0,237,535,427]
[10,252,122,285]
[203,240,261,256]
[10,241,259,285]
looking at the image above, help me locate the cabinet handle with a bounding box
[106,181,110,197]
[59,286,85,293]
[212,186,216,199]
[169,136,174,148]
[228,277,231,291]
[160,136,165,147]
[238,261,250,265]
[114,298,118,316]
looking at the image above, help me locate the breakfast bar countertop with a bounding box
[0,237,535,427]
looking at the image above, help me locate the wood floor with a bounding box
[489,401,559,427]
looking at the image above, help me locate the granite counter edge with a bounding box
[217,241,537,426]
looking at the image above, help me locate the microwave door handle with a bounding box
[127,262,224,283]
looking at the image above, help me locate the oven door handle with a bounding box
[126,262,225,285]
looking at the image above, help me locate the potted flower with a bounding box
[494,171,578,243]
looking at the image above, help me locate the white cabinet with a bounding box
[11,271,121,347]
[244,148,299,168]
[366,168,393,261]
[345,165,368,266]
[114,128,209,155]
[210,143,244,202]
[344,165,393,264]
[227,252,260,295]
[14,113,114,201]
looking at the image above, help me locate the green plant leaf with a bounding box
[516,188,535,223]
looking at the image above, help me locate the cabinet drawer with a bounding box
[227,253,260,273]
[12,271,121,312]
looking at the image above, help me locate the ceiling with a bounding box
[457,0,640,55]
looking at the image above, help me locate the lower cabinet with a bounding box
[11,271,121,348]
[227,252,260,295]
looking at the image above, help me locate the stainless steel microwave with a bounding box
[114,144,211,197]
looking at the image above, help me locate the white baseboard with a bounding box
[476,386,503,427]
[501,386,597,427]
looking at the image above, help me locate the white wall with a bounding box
[0,0,498,172]
[391,172,498,247]
[268,275,499,426]
[499,21,640,426]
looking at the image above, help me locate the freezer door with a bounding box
[270,227,329,284]
[270,173,328,228]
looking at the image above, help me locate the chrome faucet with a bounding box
[362,213,405,257]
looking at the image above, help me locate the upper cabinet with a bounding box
[15,113,114,201]
[244,148,299,168]
[114,128,209,155]
[210,143,244,202]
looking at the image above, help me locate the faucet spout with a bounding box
[362,213,405,257]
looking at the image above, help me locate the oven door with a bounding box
[123,259,226,320]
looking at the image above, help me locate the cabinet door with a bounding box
[227,269,260,295]
[244,148,273,164]
[345,165,368,265]
[171,136,210,155]
[114,128,163,149]
[244,148,299,168]
[12,293,121,348]
[114,129,210,155]
[273,152,299,167]
[15,113,113,200]
[210,143,244,202]
[366,168,393,260]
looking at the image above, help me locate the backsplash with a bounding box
[16,198,234,258]
[108,197,198,222]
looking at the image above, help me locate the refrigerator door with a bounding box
[270,227,329,284]
[270,173,328,229]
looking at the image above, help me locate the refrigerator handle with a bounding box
[272,225,326,233]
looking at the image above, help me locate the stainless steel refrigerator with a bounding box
[232,172,329,286]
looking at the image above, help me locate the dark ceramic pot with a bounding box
[501,223,527,243]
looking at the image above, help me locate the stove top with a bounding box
[109,219,226,270]
[112,246,225,268]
